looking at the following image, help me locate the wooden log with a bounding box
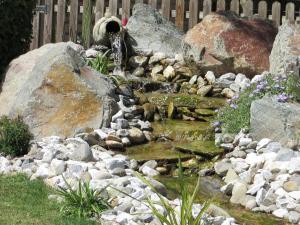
[203,0,212,18]
[56,0,66,42]
[272,1,281,27]
[258,1,267,19]
[162,0,171,19]
[95,0,105,22]
[175,0,185,31]
[43,0,54,44]
[69,0,79,42]
[189,0,199,29]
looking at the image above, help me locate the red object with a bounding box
[122,18,128,27]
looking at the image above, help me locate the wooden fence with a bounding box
[30,0,299,50]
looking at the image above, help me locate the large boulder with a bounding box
[270,23,300,76]
[0,42,118,139]
[250,97,300,148]
[183,12,277,77]
[126,3,184,57]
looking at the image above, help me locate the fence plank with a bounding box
[148,0,157,9]
[243,0,253,17]
[122,0,131,19]
[203,0,212,17]
[135,0,143,3]
[31,13,40,49]
[286,2,295,23]
[43,0,54,44]
[258,1,267,19]
[109,0,118,16]
[82,0,93,48]
[95,0,105,22]
[189,0,199,29]
[217,0,225,11]
[230,0,239,14]
[69,0,79,42]
[56,0,66,42]
[175,0,185,31]
[272,1,281,27]
[162,0,171,19]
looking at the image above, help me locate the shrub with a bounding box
[0,0,36,80]
[215,73,300,134]
[135,160,211,225]
[0,116,33,156]
[88,50,115,75]
[57,177,110,218]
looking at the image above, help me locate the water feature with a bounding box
[109,32,124,76]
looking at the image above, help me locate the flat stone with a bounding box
[214,162,232,177]
[230,181,248,205]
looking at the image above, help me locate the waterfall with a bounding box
[109,32,124,76]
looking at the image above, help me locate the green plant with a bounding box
[135,160,211,225]
[88,50,115,75]
[57,177,110,218]
[0,0,36,80]
[215,73,300,134]
[0,116,33,156]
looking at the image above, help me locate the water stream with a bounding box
[109,32,123,76]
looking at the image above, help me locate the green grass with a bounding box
[0,174,98,225]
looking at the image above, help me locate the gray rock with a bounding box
[214,162,232,177]
[126,4,183,57]
[129,55,148,67]
[67,138,94,162]
[139,160,157,172]
[141,166,159,177]
[272,208,289,218]
[128,127,146,144]
[132,67,145,77]
[111,167,126,176]
[50,159,66,176]
[197,85,212,97]
[219,73,236,81]
[288,211,300,224]
[0,42,118,139]
[270,23,300,76]
[251,96,300,147]
[230,181,248,205]
[105,158,126,170]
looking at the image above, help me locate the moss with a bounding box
[175,140,224,158]
[145,93,225,109]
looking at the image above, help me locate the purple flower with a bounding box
[230,103,238,109]
[277,93,289,102]
[213,121,221,127]
[232,95,239,100]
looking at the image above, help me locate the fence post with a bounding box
[286,2,295,23]
[189,0,199,29]
[203,0,212,18]
[135,0,143,3]
[95,0,105,22]
[217,0,225,11]
[30,0,41,50]
[56,0,66,42]
[109,0,118,16]
[162,0,171,19]
[243,0,253,17]
[272,1,281,27]
[230,0,239,14]
[69,0,79,42]
[43,0,54,44]
[258,1,267,19]
[148,0,157,9]
[82,0,93,48]
[175,0,185,31]
[122,0,131,19]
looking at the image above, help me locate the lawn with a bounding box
[0,174,98,225]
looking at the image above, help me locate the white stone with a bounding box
[205,71,216,84]
[85,49,98,58]
[149,52,166,64]
[112,110,124,122]
[163,65,176,80]
[66,138,93,162]
[94,129,108,140]
[256,138,272,150]
[239,138,252,147]
[141,166,159,177]
[272,208,288,218]
[50,159,66,176]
